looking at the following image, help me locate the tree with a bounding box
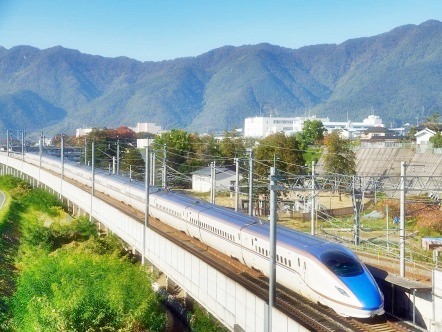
[323,131,356,175]
[120,147,146,180]
[219,130,246,163]
[296,119,326,150]
[81,128,137,169]
[114,126,136,140]
[252,133,305,194]
[153,129,196,187]
[430,132,442,148]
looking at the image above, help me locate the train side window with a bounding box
[289,260,291,267]
[298,258,300,267]
[284,258,287,265]
[276,254,279,262]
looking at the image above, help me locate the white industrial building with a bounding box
[130,122,163,135]
[243,114,384,139]
[244,116,329,138]
[75,128,93,137]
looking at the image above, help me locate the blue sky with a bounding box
[1,0,441,61]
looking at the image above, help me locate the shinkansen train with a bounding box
[23,152,384,318]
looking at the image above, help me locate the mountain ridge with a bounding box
[0,20,441,135]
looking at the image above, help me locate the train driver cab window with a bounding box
[321,251,363,277]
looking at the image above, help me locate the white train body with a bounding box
[24,153,384,318]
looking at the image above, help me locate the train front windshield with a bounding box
[321,251,363,277]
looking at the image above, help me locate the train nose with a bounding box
[343,274,384,310]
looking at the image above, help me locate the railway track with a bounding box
[40,172,425,331]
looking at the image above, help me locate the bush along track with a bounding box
[0,175,166,331]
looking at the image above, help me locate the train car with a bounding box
[22,152,384,318]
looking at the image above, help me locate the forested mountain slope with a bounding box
[0,20,441,135]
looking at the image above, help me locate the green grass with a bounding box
[0,175,166,331]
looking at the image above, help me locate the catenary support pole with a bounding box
[162,144,167,189]
[116,138,120,175]
[235,157,239,212]
[248,149,254,216]
[21,131,24,161]
[143,145,150,265]
[400,161,406,277]
[84,138,87,165]
[151,151,156,186]
[6,130,9,158]
[386,205,389,253]
[268,166,278,332]
[60,135,64,199]
[39,132,43,185]
[311,160,315,235]
[211,161,216,204]
[90,141,95,222]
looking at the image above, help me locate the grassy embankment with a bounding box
[0,175,166,331]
